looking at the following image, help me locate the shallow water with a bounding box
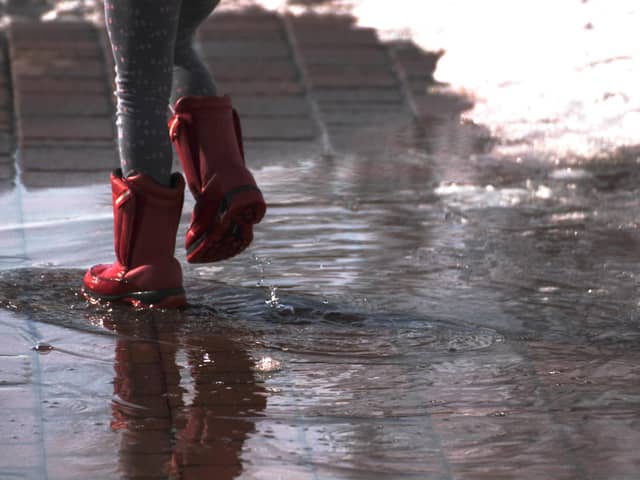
[3,125,640,478]
[2,1,640,479]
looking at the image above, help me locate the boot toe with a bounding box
[82,263,127,297]
[83,264,107,290]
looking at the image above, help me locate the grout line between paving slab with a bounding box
[386,44,420,121]
[280,13,334,158]
[2,23,31,266]
[24,317,50,480]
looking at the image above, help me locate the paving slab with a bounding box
[20,146,118,171]
[0,131,14,153]
[211,62,299,81]
[10,41,103,58]
[20,170,112,188]
[314,87,404,104]
[7,20,117,188]
[310,72,398,88]
[414,93,474,118]
[0,88,11,108]
[295,27,378,46]
[303,48,390,66]
[0,109,11,127]
[218,80,306,96]
[197,28,284,42]
[199,9,321,157]
[244,140,323,166]
[241,117,316,140]
[203,11,284,26]
[0,162,14,180]
[323,110,409,126]
[15,93,111,116]
[287,13,418,152]
[11,57,104,78]
[287,14,356,28]
[202,42,291,58]
[13,76,108,94]
[389,41,457,119]
[232,95,312,116]
[18,116,114,142]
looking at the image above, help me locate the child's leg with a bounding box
[171,0,220,105]
[168,0,266,264]
[104,0,181,185]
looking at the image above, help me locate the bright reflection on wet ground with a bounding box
[2,1,640,479]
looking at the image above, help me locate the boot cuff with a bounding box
[173,95,232,113]
[111,169,185,208]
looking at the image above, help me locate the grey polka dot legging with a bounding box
[104,0,219,185]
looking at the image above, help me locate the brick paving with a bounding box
[0,7,448,189]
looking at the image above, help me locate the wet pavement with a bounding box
[2,2,640,480]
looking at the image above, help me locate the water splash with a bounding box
[254,356,283,373]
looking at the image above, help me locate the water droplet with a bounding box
[265,286,279,308]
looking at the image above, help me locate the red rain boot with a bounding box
[82,169,187,309]
[168,95,266,263]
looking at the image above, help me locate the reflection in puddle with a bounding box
[107,314,266,479]
[0,268,503,478]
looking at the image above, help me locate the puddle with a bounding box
[3,142,640,477]
[0,267,503,479]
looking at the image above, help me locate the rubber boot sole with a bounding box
[186,186,266,264]
[82,286,187,309]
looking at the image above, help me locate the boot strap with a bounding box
[114,186,137,270]
[232,109,246,164]
[169,113,189,141]
[169,113,202,194]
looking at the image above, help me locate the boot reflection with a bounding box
[171,336,267,479]
[103,313,266,480]
[107,315,183,479]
